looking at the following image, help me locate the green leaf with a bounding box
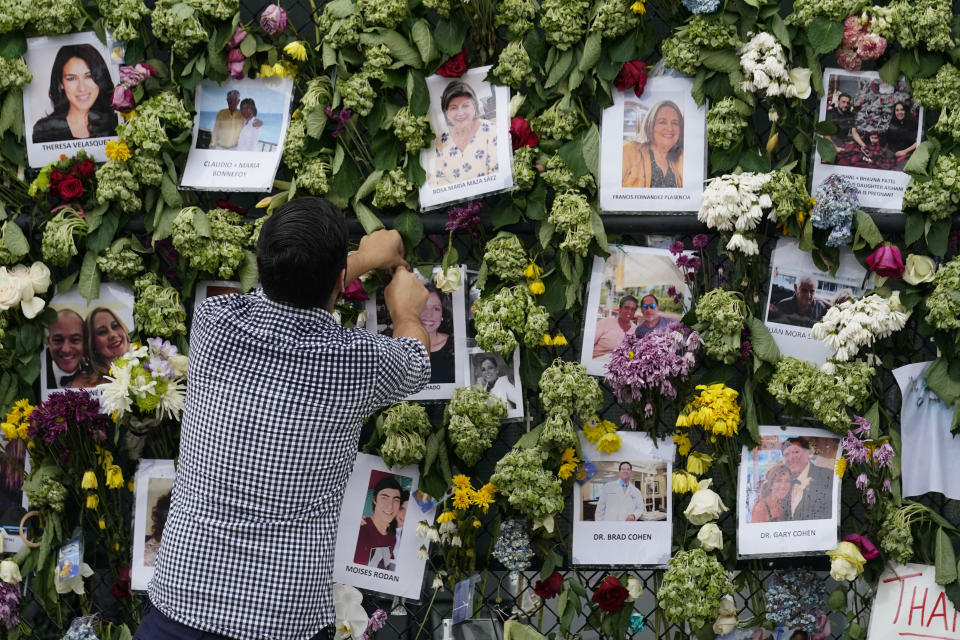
[799,220,814,251]
[359,29,422,68]
[936,527,958,585]
[538,220,555,249]
[927,218,951,257]
[927,358,960,405]
[579,32,602,72]
[78,251,101,303]
[905,211,925,246]
[945,580,960,613]
[742,377,759,444]
[355,169,384,202]
[407,70,430,117]
[590,207,608,256]
[0,33,26,59]
[768,13,791,48]
[161,174,182,208]
[879,53,901,87]
[817,137,837,164]
[609,34,636,63]
[411,19,438,66]
[433,18,467,56]
[903,140,933,177]
[545,49,574,89]
[746,316,780,364]
[581,124,600,178]
[491,200,522,229]
[393,210,423,248]
[238,250,258,292]
[808,17,844,54]
[352,201,384,233]
[1,220,28,258]
[0,91,22,137]
[814,120,838,136]
[853,210,883,249]
[152,206,179,242]
[239,33,256,58]
[700,49,740,74]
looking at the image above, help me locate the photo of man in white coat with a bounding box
[595,461,646,522]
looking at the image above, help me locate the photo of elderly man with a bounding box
[44,308,85,390]
[767,274,828,328]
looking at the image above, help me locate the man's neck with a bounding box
[371,517,391,535]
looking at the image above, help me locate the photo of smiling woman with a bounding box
[622,100,684,188]
[421,284,456,384]
[427,80,498,188]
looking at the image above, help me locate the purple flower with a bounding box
[740,339,752,358]
[365,609,387,636]
[445,202,482,232]
[259,4,288,35]
[872,443,895,468]
[675,255,690,269]
[227,49,246,78]
[228,24,248,49]
[28,390,110,446]
[851,415,871,436]
[841,431,869,464]
[605,324,700,409]
[687,256,701,271]
[865,488,876,505]
[668,240,685,256]
[692,234,709,249]
[855,473,869,490]
[0,581,20,629]
[325,107,353,138]
[119,62,157,87]
[110,85,134,112]
[882,479,892,492]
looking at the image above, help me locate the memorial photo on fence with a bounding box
[419,66,512,210]
[334,454,435,598]
[23,32,121,168]
[738,426,841,557]
[467,350,523,420]
[580,245,690,376]
[572,431,673,566]
[599,75,706,212]
[366,266,467,401]
[194,280,249,306]
[181,77,294,191]
[812,68,923,211]
[40,283,135,399]
[0,431,27,551]
[764,237,870,365]
[131,459,176,590]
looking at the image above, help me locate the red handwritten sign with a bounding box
[869,565,960,640]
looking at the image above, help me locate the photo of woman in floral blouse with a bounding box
[427,80,499,188]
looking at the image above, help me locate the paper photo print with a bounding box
[738,426,841,557]
[40,282,135,400]
[580,245,691,376]
[572,431,673,566]
[0,434,28,552]
[194,280,252,307]
[764,237,871,365]
[599,76,706,212]
[812,69,924,211]
[181,77,294,192]
[333,453,436,598]
[366,266,467,401]
[893,362,960,501]
[418,66,513,210]
[23,32,122,168]
[131,459,175,591]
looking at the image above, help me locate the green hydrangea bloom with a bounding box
[763,170,810,224]
[98,0,149,42]
[767,357,875,432]
[340,73,376,117]
[372,168,411,209]
[903,154,960,220]
[787,0,868,27]
[541,0,590,50]
[0,57,32,92]
[658,549,735,629]
[491,446,565,520]
[496,0,537,37]
[0,0,32,34]
[706,97,750,150]
[297,158,332,196]
[423,0,451,17]
[482,234,528,283]
[446,387,507,467]
[538,359,602,421]
[41,208,89,267]
[97,240,145,281]
[96,161,142,213]
[492,40,533,90]
[283,118,308,171]
[171,207,251,279]
[381,402,431,468]
[513,146,538,191]
[533,101,579,141]
[695,288,746,364]
[152,0,209,56]
[29,0,83,34]
[392,107,433,153]
[591,0,640,39]
[925,256,960,332]
[357,0,408,29]
[474,286,550,358]
[549,191,593,256]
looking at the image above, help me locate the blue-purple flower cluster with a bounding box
[27,390,108,448]
[765,569,827,633]
[492,518,534,571]
[811,174,859,247]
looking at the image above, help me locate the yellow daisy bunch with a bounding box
[596,432,621,454]
[672,432,692,456]
[675,383,741,437]
[105,139,131,162]
[471,483,497,513]
[582,415,617,444]
[1,399,34,441]
[558,448,580,479]
[686,451,714,476]
[672,470,699,494]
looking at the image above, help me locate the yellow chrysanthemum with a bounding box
[471,488,495,512]
[452,474,472,489]
[273,62,289,77]
[834,457,847,478]
[98,519,106,530]
[672,432,692,456]
[596,432,622,454]
[86,494,99,510]
[436,511,456,524]
[528,281,545,295]
[472,520,482,528]
[284,41,308,62]
[15,423,28,440]
[260,64,276,78]
[81,470,98,490]
[0,423,17,440]
[630,0,646,14]
[106,465,124,489]
[561,448,579,465]
[686,451,714,476]
[672,471,697,494]
[540,333,554,346]
[558,462,578,480]
[523,262,543,279]
[105,140,131,162]
[583,421,604,444]
[13,399,32,413]
[452,488,472,510]
[676,384,740,437]
[96,446,114,469]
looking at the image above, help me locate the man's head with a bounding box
[370,476,403,526]
[793,275,818,311]
[640,294,660,325]
[618,295,638,324]
[226,90,240,110]
[618,461,632,482]
[257,197,348,309]
[836,93,851,114]
[47,309,84,374]
[396,490,409,528]
[781,437,812,475]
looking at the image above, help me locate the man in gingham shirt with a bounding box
[137,198,431,640]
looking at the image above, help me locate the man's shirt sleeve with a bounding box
[367,335,431,413]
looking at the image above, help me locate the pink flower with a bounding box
[260,4,287,35]
[342,279,369,301]
[865,244,905,278]
[856,33,888,60]
[228,24,248,49]
[842,15,866,48]
[110,85,134,112]
[228,49,246,79]
[843,533,880,560]
[834,46,862,71]
[812,610,832,640]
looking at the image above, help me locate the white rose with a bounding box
[788,68,812,99]
[28,261,51,294]
[0,268,22,310]
[0,560,21,584]
[8,264,34,299]
[434,266,463,294]
[683,479,728,526]
[626,576,643,602]
[20,296,45,319]
[168,354,189,378]
[697,522,724,552]
[713,595,738,635]
[903,254,936,285]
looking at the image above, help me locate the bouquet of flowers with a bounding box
[445,387,506,467]
[28,151,97,209]
[767,357,874,432]
[838,415,895,508]
[811,292,910,361]
[765,569,828,633]
[698,172,773,256]
[657,549,734,630]
[380,402,431,468]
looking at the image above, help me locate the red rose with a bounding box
[864,243,904,278]
[534,571,563,599]
[437,46,468,78]
[342,278,369,301]
[214,199,246,214]
[510,117,539,150]
[109,566,131,599]
[843,533,880,560]
[48,169,67,187]
[614,60,648,98]
[74,158,95,179]
[57,176,84,201]
[591,576,629,612]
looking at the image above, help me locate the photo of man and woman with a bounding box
[581,245,690,375]
[579,460,668,522]
[812,68,923,211]
[23,32,121,167]
[40,283,135,398]
[194,85,285,152]
[353,470,412,572]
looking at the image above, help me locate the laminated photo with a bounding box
[580,245,691,376]
[40,282,135,400]
[333,453,436,598]
[764,237,871,365]
[418,66,513,210]
[181,77,294,192]
[893,362,960,501]
[131,459,175,591]
[599,76,707,212]
[23,32,122,168]
[365,266,467,401]
[812,68,924,212]
[0,433,28,553]
[572,431,673,566]
[737,426,841,558]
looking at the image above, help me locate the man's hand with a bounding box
[625,514,636,522]
[346,230,408,283]
[385,268,429,351]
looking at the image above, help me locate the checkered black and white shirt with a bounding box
[149,289,430,639]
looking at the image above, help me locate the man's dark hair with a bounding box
[782,436,811,451]
[371,476,403,507]
[641,294,658,305]
[257,197,348,308]
[619,295,638,308]
[619,461,632,471]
